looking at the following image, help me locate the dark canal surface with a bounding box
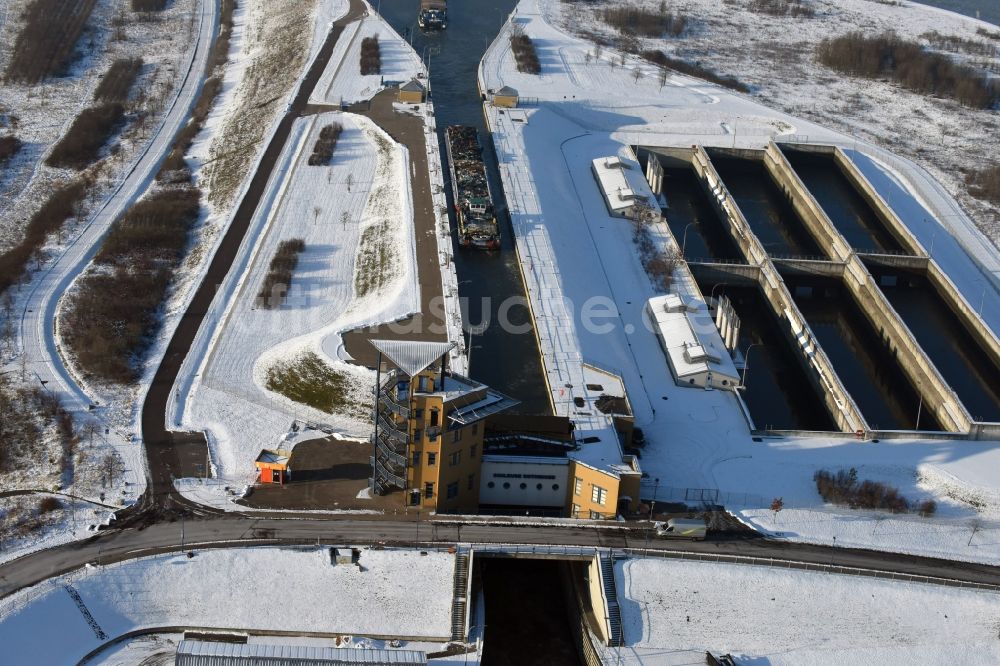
[377,0,550,414]
[697,283,836,431]
[660,166,745,262]
[916,0,1000,25]
[781,148,904,254]
[479,559,581,665]
[790,281,941,431]
[865,264,1000,422]
[707,152,823,258]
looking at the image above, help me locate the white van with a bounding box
[655,518,707,540]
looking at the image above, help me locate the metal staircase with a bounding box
[599,553,623,647]
[450,551,471,641]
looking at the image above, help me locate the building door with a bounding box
[272,469,282,484]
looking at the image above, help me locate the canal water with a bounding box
[781,148,904,254]
[916,0,1000,26]
[697,282,835,431]
[659,166,745,262]
[707,152,823,258]
[479,558,582,665]
[789,281,940,431]
[865,264,1000,422]
[376,0,550,414]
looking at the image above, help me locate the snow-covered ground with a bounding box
[0,0,217,561]
[311,7,425,106]
[0,546,455,665]
[614,556,1000,665]
[181,110,415,482]
[481,0,1000,563]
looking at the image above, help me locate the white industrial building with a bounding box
[591,149,657,219]
[646,293,741,389]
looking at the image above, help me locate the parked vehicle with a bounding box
[655,518,707,540]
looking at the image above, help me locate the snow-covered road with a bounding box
[12,0,220,501]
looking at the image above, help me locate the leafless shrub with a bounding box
[257,238,306,308]
[4,0,99,84]
[918,499,937,517]
[747,0,814,18]
[600,4,687,37]
[510,33,541,74]
[642,50,750,92]
[817,32,1000,109]
[631,211,679,292]
[360,35,381,75]
[0,178,89,293]
[94,58,144,103]
[62,188,201,383]
[308,122,343,166]
[131,0,167,10]
[46,103,126,170]
[38,496,62,514]
[0,135,22,165]
[814,468,910,513]
[967,164,1000,204]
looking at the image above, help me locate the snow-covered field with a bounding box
[311,7,425,106]
[481,0,1000,563]
[0,546,455,665]
[614,556,1000,664]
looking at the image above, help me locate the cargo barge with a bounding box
[445,125,501,250]
[418,0,447,30]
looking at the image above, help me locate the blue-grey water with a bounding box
[914,0,999,26]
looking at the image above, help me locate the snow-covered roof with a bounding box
[175,640,427,665]
[448,389,520,425]
[400,78,425,93]
[371,340,456,377]
[495,85,518,96]
[255,449,291,465]
[646,294,740,384]
[591,153,652,214]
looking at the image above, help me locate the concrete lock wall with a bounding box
[927,262,1000,377]
[691,147,866,434]
[764,142,853,262]
[833,148,927,256]
[841,254,972,432]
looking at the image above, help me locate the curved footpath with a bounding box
[1,517,1000,601]
[139,0,368,513]
[14,0,219,499]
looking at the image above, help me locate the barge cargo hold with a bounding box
[418,0,447,30]
[446,125,501,250]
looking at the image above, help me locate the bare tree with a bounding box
[770,496,784,524]
[313,205,321,225]
[632,68,643,84]
[658,64,669,90]
[584,51,592,65]
[968,518,983,546]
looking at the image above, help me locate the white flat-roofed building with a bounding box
[591,148,656,219]
[646,293,740,390]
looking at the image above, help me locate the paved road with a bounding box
[13,0,219,501]
[2,516,1000,601]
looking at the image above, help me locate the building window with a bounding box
[572,503,581,518]
[449,450,461,467]
[427,452,437,466]
[424,482,434,498]
[430,410,440,427]
[468,474,475,490]
[574,477,582,496]
[487,481,495,489]
[503,482,510,489]
[536,483,543,490]
[447,482,459,500]
[519,482,527,490]
[414,408,424,420]
[411,491,421,506]
[592,485,607,506]
[452,429,462,443]
[470,444,477,458]
[413,428,422,442]
[589,510,602,519]
[412,451,420,466]
[553,484,559,491]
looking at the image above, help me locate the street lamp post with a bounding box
[741,343,764,388]
[680,222,697,256]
